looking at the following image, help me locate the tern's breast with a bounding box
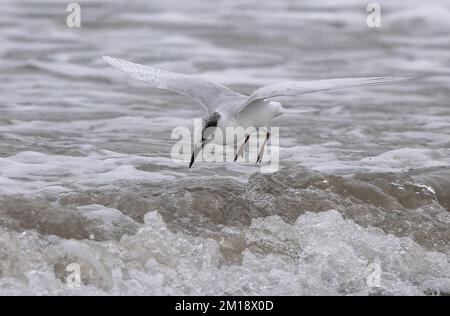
[236,100,282,128]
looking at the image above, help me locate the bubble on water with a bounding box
[0,209,449,295]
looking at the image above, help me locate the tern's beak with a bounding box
[189,138,209,168]
[189,143,202,168]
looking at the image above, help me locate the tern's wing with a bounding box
[236,77,412,116]
[103,56,240,112]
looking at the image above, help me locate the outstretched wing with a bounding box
[236,77,412,115]
[103,56,240,112]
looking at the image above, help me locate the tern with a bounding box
[103,56,411,168]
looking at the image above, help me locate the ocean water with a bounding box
[0,0,449,295]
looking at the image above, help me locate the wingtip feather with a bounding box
[102,55,114,64]
[102,55,119,68]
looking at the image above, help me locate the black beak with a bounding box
[189,138,207,168]
[189,148,198,168]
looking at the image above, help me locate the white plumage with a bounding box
[103,56,412,167]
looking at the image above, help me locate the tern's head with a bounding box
[202,111,221,141]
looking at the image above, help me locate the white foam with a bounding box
[282,146,450,174]
[0,210,448,295]
[0,151,176,196]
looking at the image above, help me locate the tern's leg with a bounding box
[256,132,270,164]
[234,134,250,161]
[189,138,208,168]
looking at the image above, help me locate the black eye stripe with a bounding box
[205,120,217,128]
[201,112,220,141]
[203,112,220,129]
